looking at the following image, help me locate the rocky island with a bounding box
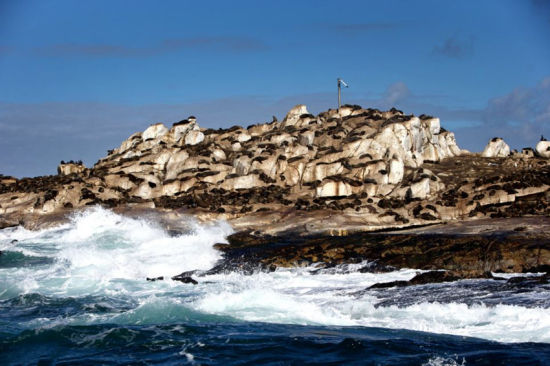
[1,104,549,282]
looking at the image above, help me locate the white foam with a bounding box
[0,223,70,252]
[0,206,232,297]
[490,271,547,279]
[191,268,550,343]
[423,356,466,366]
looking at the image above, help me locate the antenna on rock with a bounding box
[337,78,349,112]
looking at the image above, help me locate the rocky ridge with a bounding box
[0,104,549,234]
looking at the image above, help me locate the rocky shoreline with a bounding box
[204,216,550,278]
[157,216,550,287]
[1,104,549,284]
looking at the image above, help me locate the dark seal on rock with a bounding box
[171,274,198,284]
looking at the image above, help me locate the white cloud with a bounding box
[481,76,550,141]
[379,82,411,107]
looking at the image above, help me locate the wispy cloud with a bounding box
[161,37,268,52]
[31,36,268,57]
[34,44,150,57]
[433,35,474,59]
[481,76,550,140]
[392,77,550,150]
[330,22,400,32]
[379,82,411,107]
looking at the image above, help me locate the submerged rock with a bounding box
[368,270,483,289]
[505,274,548,285]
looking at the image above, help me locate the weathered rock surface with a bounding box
[0,105,548,237]
[482,137,510,158]
[142,123,168,140]
[207,217,550,279]
[536,140,550,158]
[2,102,549,286]
[281,104,309,127]
[57,162,87,176]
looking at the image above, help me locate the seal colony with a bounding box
[1,104,549,281]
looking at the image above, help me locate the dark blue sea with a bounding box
[1,207,549,365]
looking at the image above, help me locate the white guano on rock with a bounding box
[142,123,169,140]
[482,138,510,158]
[535,140,550,158]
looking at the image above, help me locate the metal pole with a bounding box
[337,78,341,111]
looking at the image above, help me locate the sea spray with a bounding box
[0,206,232,299]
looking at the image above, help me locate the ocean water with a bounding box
[1,207,549,365]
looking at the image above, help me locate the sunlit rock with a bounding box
[185,130,205,145]
[143,123,168,140]
[281,104,308,127]
[57,162,86,176]
[482,138,510,158]
[316,180,352,197]
[535,140,550,158]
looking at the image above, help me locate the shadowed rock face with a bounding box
[0,105,549,234]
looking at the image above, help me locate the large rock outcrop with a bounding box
[1,105,549,233]
[85,107,462,203]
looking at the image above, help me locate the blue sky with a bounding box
[1,0,549,177]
